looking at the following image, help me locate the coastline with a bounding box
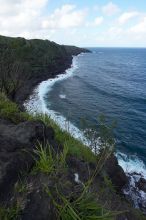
[24,53,88,144]
[24,52,146,213]
[1,35,146,219]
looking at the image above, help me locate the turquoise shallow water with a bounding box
[44,48,146,166]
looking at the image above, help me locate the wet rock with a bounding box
[136,178,146,193]
[105,155,128,192]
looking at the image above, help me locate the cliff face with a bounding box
[0,36,145,220]
[0,35,89,103]
[0,109,143,220]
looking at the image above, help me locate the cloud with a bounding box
[0,1,87,39]
[102,2,120,16]
[42,4,87,29]
[130,16,146,33]
[94,16,104,26]
[0,0,48,36]
[0,0,47,16]
[0,0,146,47]
[118,11,139,24]
[108,26,123,36]
[86,16,103,27]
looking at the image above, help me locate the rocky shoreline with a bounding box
[23,50,146,215]
[15,48,89,105]
[0,35,146,219]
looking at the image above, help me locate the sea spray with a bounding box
[24,54,88,144]
[24,52,146,212]
[24,53,146,178]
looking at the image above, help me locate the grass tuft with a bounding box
[32,114,96,163]
[33,142,68,175]
[0,92,31,123]
[33,143,56,174]
[0,204,20,220]
[47,186,122,220]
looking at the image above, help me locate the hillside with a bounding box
[0,35,89,103]
[0,35,146,220]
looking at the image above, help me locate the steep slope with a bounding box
[0,35,89,103]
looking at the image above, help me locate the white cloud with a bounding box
[108,26,123,36]
[0,0,48,36]
[42,4,87,29]
[118,11,139,24]
[94,16,104,26]
[0,1,86,39]
[0,0,47,16]
[0,0,146,47]
[86,16,103,27]
[130,17,146,33]
[102,2,120,16]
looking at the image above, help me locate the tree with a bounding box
[0,49,29,100]
[81,115,116,156]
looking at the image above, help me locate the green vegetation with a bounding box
[34,114,97,163]
[0,93,140,220]
[0,204,20,220]
[0,92,31,123]
[32,140,119,220]
[0,93,96,163]
[0,93,113,165]
[33,142,68,175]
[14,177,28,194]
[47,187,120,220]
[0,35,145,220]
[0,35,88,101]
[33,143,56,174]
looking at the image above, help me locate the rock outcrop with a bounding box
[136,178,146,193]
[105,155,128,191]
[0,119,56,202]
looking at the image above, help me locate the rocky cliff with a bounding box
[0,36,146,220]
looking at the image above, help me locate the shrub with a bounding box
[33,142,68,174]
[0,204,20,220]
[31,114,96,163]
[47,182,121,220]
[0,92,31,123]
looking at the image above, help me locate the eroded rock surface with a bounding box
[0,119,55,202]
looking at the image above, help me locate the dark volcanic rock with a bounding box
[136,177,146,193]
[0,119,55,202]
[105,154,128,192]
[21,190,56,220]
[67,156,90,182]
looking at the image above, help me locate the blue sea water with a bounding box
[24,47,146,208]
[44,48,146,167]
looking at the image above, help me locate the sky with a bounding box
[0,0,146,47]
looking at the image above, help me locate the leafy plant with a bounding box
[15,177,28,194]
[47,185,122,220]
[0,204,20,220]
[33,143,56,174]
[32,114,96,163]
[33,142,68,175]
[0,92,31,123]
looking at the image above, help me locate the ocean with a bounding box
[43,48,146,172]
[24,48,146,207]
[25,48,146,175]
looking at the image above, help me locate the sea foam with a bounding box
[24,53,146,211]
[24,54,87,144]
[24,53,146,178]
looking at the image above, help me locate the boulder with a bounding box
[136,177,146,193]
[104,154,128,192]
[0,119,55,202]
